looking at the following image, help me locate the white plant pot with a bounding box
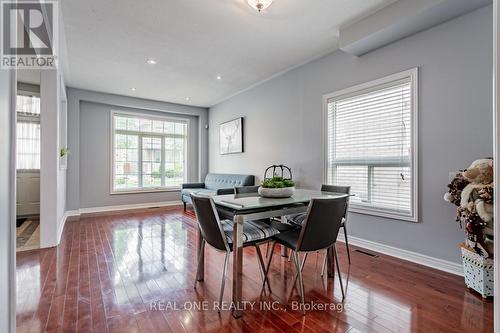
[258,186,295,198]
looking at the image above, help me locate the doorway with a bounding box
[15,71,41,252]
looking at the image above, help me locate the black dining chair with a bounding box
[234,185,260,194]
[285,185,352,264]
[190,193,277,311]
[263,196,348,315]
[216,185,264,219]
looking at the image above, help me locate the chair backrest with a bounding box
[296,196,348,252]
[204,173,255,190]
[321,184,351,218]
[190,194,229,252]
[234,185,260,194]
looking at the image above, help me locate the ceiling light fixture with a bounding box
[146,59,157,65]
[247,0,273,12]
[216,75,223,80]
[185,97,190,101]
[130,87,136,91]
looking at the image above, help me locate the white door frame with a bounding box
[494,1,499,332]
[4,69,17,333]
[10,69,16,333]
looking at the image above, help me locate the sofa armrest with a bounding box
[216,188,235,195]
[182,182,205,189]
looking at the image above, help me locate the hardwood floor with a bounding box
[16,208,493,332]
[16,217,40,252]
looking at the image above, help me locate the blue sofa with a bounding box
[181,173,255,210]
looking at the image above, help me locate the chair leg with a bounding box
[263,241,277,288]
[288,253,308,301]
[333,245,345,300]
[218,251,230,313]
[183,202,187,212]
[193,239,205,289]
[255,245,264,278]
[265,242,270,258]
[343,225,351,264]
[292,251,306,316]
[293,253,307,281]
[255,244,272,293]
[320,250,327,277]
[301,253,307,271]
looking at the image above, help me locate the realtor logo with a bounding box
[1,0,58,69]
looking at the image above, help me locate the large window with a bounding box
[324,69,418,221]
[111,112,188,193]
[16,93,41,170]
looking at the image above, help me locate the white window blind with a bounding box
[17,94,41,115]
[16,94,41,170]
[325,69,418,221]
[112,112,188,193]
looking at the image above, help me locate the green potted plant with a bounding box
[258,176,295,198]
[60,147,70,158]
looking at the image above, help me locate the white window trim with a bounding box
[322,68,419,222]
[16,92,41,171]
[17,89,40,98]
[110,110,190,195]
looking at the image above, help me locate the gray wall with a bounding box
[0,69,15,332]
[67,88,209,210]
[209,6,493,263]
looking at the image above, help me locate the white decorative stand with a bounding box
[461,245,493,298]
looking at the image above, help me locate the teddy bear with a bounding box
[460,158,493,223]
[458,158,494,257]
[445,158,494,258]
[443,172,469,207]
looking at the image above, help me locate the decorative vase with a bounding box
[258,186,295,198]
[461,245,493,298]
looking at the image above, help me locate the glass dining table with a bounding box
[195,189,349,318]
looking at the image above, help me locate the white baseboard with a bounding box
[65,209,80,217]
[338,235,463,276]
[66,200,182,217]
[57,211,71,245]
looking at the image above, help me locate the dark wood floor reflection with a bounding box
[16,208,493,332]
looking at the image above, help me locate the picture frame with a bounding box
[220,117,244,154]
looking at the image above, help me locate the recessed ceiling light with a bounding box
[216,75,223,80]
[130,87,136,91]
[185,97,191,101]
[146,59,157,65]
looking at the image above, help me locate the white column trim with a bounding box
[493,0,499,331]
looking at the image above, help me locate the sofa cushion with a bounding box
[181,188,216,204]
[204,173,254,190]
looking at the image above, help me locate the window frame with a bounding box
[110,110,190,195]
[322,68,419,222]
[16,90,41,171]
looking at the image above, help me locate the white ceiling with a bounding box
[61,0,395,107]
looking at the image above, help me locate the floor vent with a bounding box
[355,249,378,257]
